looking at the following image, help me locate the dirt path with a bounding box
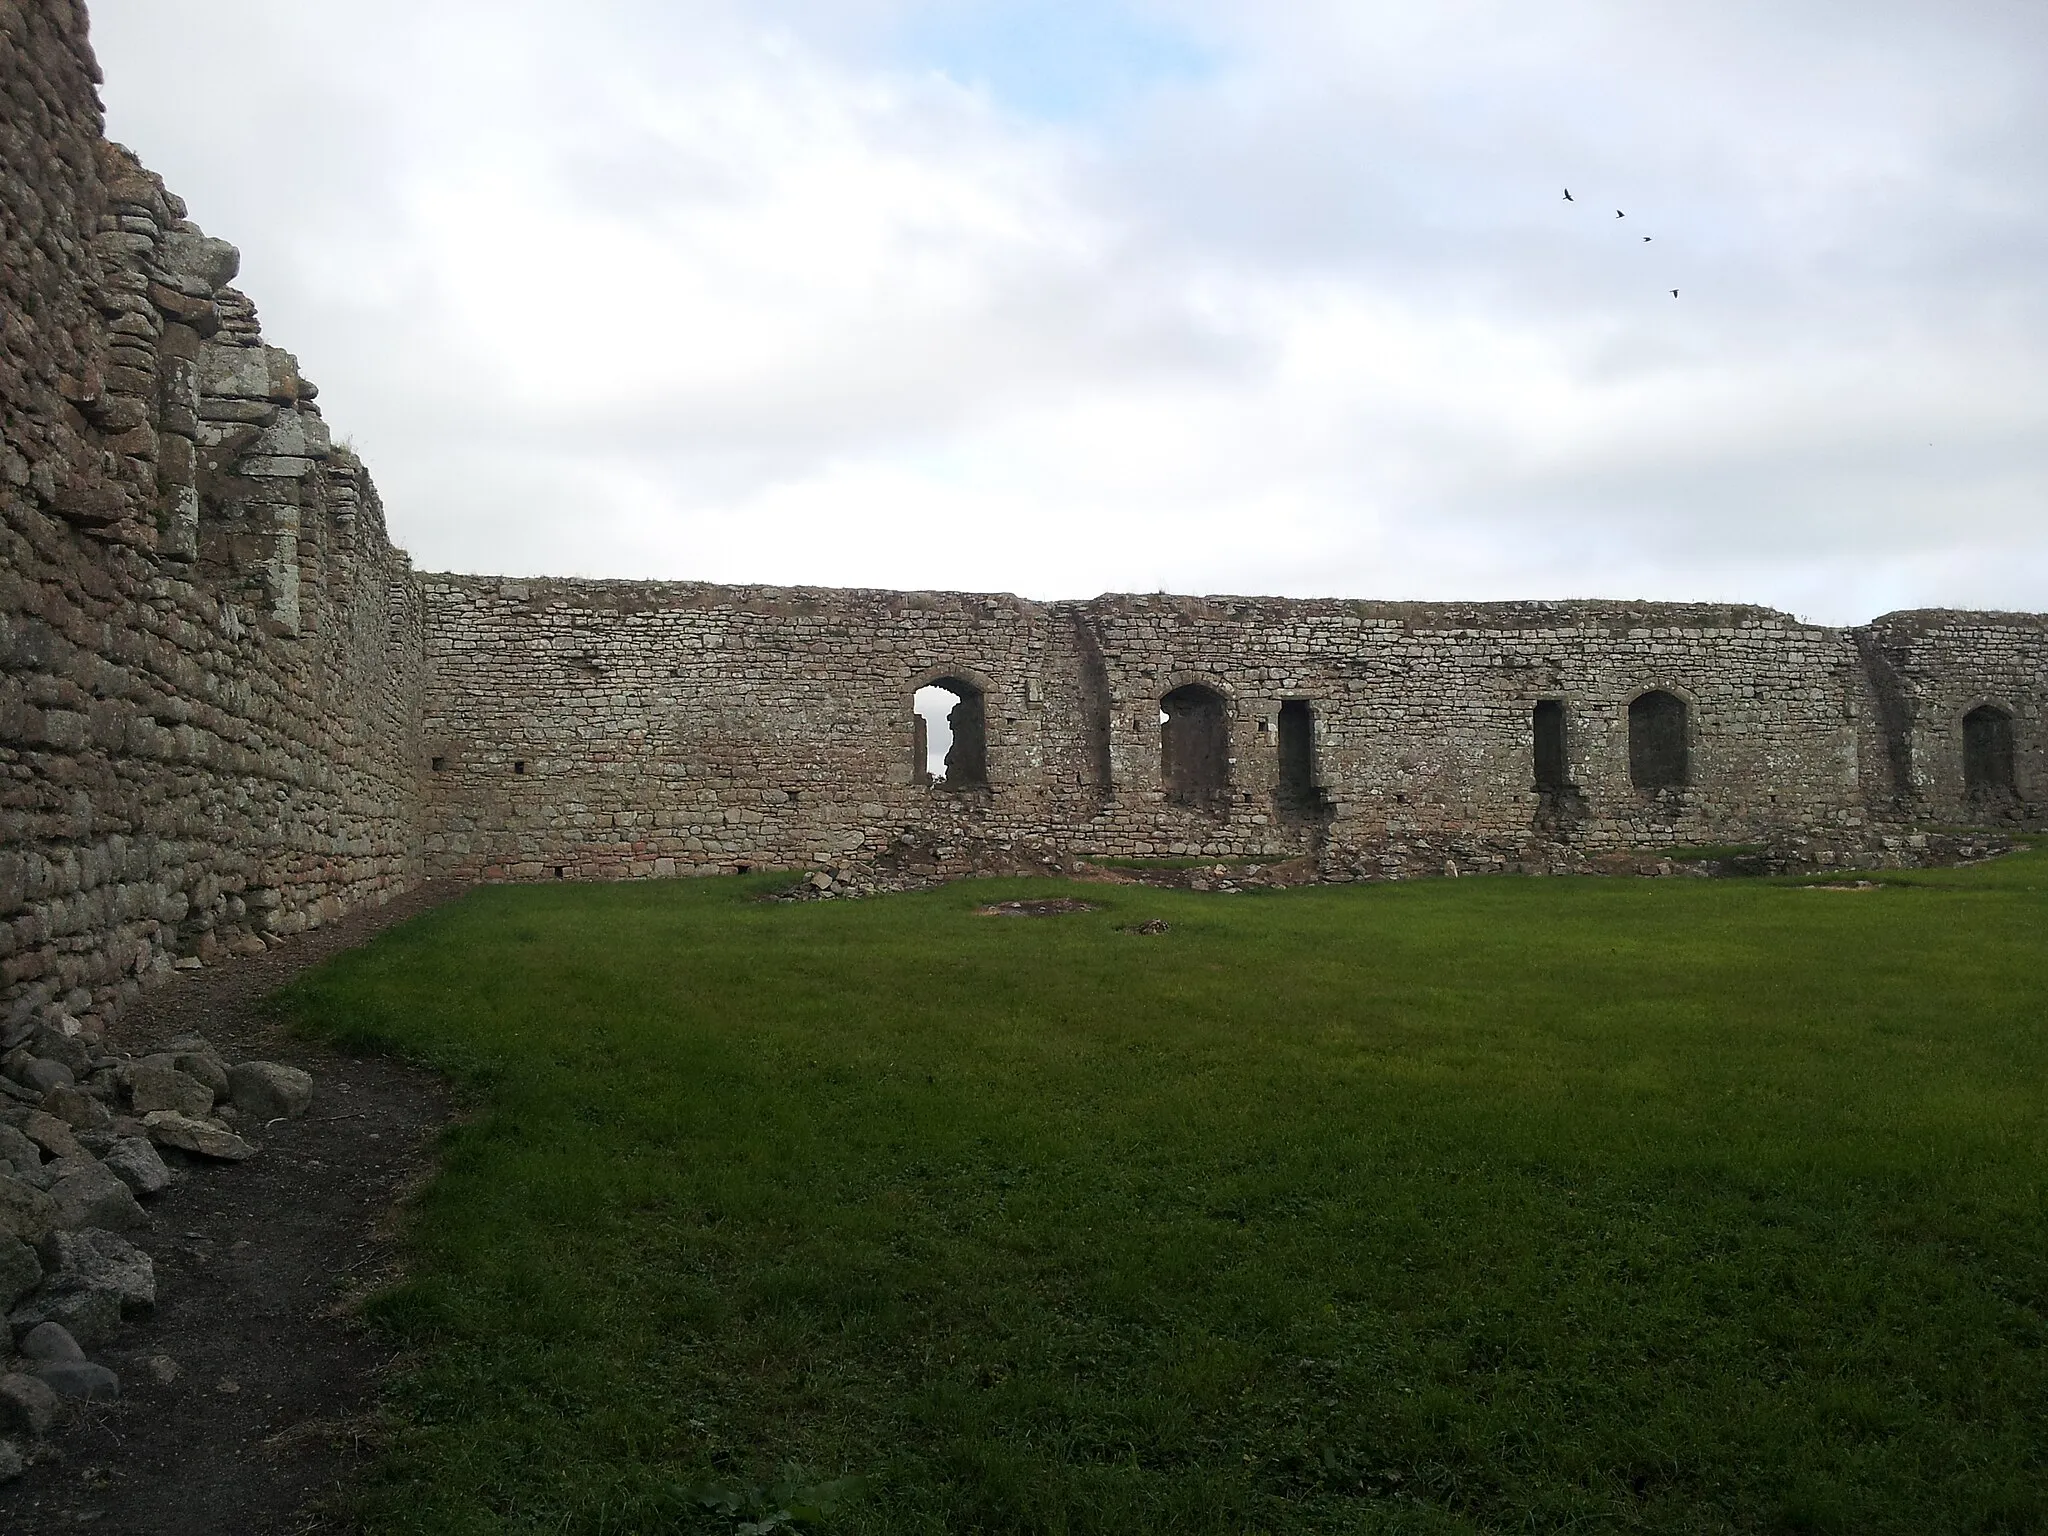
[2,883,465,1535]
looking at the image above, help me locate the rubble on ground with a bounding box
[0,1012,315,1482]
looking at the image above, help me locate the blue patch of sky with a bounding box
[893,0,1216,120]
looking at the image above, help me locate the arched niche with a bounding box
[1161,683,1230,807]
[1962,704,2015,795]
[1628,690,1689,789]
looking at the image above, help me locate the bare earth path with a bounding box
[2,883,463,1535]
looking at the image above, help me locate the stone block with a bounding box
[126,1061,213,1118]
[198,341,299,403]
[0,1175,58,1244]
[0,1237,38,1310]
[227,1060,312,1121]
[0,1371,59,1437]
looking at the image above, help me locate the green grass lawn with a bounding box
[279,853,2048,1535]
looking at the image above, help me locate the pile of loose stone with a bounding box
[774,864,937,902]
[0,1013,313,1483]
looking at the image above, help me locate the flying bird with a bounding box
[1642,236,1652,242]
[1671,289,1679,297]
[1615,209,1625,218]
[1563,188,1573,200]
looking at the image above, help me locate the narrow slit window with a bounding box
[1533,700,1567,790]
[430,755,446,773]
[513,760,527,775]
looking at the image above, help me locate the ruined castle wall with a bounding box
[419,577,1098,880]
[1857,611,2048,822]
[422,580,1961,880]
[1074,597,1881,874]
[1,2,423,1028]
[8,4,2045,1024]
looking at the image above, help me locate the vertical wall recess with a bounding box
[1963,705,2015,795]
[1277,699,1320,818]
[1532,700,1568,791]
[1628,690,1690,790]
[1069,612,1116,802]
[1161,685,1230,808]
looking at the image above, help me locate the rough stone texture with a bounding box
[418,583,2043,882]
[35,1225,152,1313]
[0,3,423,1038]
[38,1083,105,1131]
[0,1124,37,1174]
[19,1115,82,1164]
[0,1372,59,1438]
[98,1133,170,1195]
[0,1236,37,1309]
[43,1156,144,1232]
[11,1060,71,1097]
[125,1061,210,1118]
[224,1059,310,1121]
[8,1274,118,1347]
[139,1110,252,1162]
[0,1175,57,1244]
[2,2,2045,1037]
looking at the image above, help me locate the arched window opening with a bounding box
[1533,700,1568,791]
[1161,684,1229,807]
[1276,699,1320,818]
[914,679,987,789]
[1628,690,1689,789]
[1963,705,2015,794]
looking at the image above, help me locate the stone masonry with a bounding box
[4,2,2045,1032]
[419,582,2043,884]
[2,1,421,1034]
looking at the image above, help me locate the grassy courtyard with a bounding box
[280,852,2048,1535]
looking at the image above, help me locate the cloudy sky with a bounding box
[90,0,2047,623]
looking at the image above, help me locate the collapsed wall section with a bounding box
[1,2,423,1030]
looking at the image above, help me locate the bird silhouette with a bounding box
[1615,209,1625,218]
[1670,289,1679,297]
[1642,236,1652,242]
[1563,188,1574,200]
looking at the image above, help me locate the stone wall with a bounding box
[2,1,423,1031]
[417,580,2044,883]
[1857,611,2048,822]
[5,0,2046,1036]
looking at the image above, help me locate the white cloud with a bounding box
[88,0,2048,623]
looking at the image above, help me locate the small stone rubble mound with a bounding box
[775,865,927,903]
[1121,919,1172,936]
[771,834,1111,904]
[0,1014,314,1482]
[976,899,1099,918]
[1143,862,1303,894]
